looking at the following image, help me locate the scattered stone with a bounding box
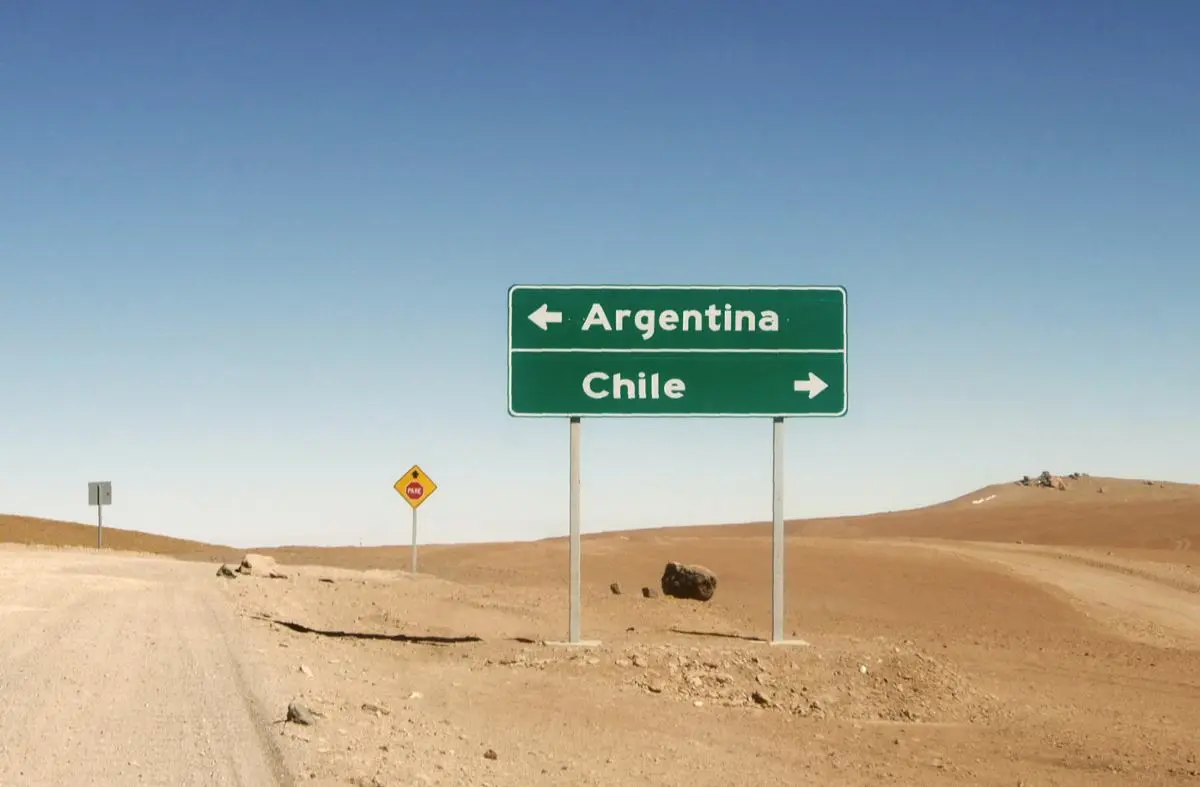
[361,702,390,716]
[216,564,237,579]
[483,749,498,761]
[349,777,386,787]
[752,690,771,706]
[318,578,335,583]
[286,701,315,726]
[299,664,313,677]
[641,586,659,599]
[267,570,289,580]
[238,553,281,577]
[660,562,718,602]
[610,582,623,595]
[632,654,648,668]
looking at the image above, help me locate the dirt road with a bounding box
[883,539,1200,649]
[0,546,291,786]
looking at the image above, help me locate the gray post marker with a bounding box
[771,416,808,647]
[97,501,103,549]
[411,506,418,574]
[546,416,597,647]
[568,415,582,643]
[772,416,784,641]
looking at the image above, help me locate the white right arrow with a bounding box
[528,303,563,331]
[793,372,829,399]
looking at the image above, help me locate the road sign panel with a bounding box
[88,481,112,507]
[394,465,437,509]
[507,285,847,417]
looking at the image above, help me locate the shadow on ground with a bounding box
[252,615,483,645]
[670,627,765,643]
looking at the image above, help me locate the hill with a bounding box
[0,513,240,562]
[4,473,1196,571]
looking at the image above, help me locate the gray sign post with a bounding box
[508,285,848,645]
[394,465,438,574]
[88,481,112,549]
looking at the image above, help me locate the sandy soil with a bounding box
[2,475,1200,785]
[219,539,1200,786]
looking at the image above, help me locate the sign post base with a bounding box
[543,639,602,648]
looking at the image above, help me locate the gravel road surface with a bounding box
[0,547,292,786]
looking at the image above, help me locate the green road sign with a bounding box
[507,285,847,417]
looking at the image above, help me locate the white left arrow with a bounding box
[793,372,829,399]
[528,303,563,330]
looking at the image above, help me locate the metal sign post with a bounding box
[507,284,847,645]
[568,416,582,644]
[411,506,418,574]
[88,481,113,549]
[772,417,787,643]
[394,465,438,574]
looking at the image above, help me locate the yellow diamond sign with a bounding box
[394,464,437,509]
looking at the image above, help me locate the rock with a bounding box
[299,664,313,677]
[483,749,498,761]
[610,582,622,595]
[1034,471,1068,490]
[641,586,659,599]
[267,570,289,580]
[216,564,237,579]
[660,562,718,602]
[361,702,390,716]
[286,701,315,726]
[751,690,771,706]
[238,553,280,577]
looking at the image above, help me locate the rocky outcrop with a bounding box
[1017,470,1075,491]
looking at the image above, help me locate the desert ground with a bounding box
[2,472,1199,786]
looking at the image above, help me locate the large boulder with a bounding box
[660,562,718,602]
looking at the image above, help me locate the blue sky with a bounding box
[2,1,1197,548]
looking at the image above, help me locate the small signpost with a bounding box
[87,481,112,549]
[508,284,848,645]
[394,465,438,573]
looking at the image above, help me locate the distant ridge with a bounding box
[2,471,1198,561]
[0,513,238,561]
[934,472,1200,511]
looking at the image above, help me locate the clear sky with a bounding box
[2,2,1197,548]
